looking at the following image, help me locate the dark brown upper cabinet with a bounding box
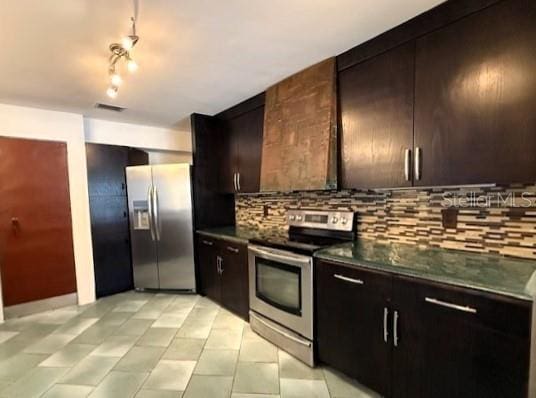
[339,42,415,189]
[190,113,236,231]
[217,93,265,194]
[338,0,536,189]
[220,104,265,193]
[413,0,536,186]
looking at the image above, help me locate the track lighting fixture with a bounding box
[107,16,139,98]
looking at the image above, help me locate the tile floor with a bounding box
[0,291,381,397]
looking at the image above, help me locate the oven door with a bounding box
[248,245,313,339]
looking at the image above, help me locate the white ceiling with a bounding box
[0,0,443,128]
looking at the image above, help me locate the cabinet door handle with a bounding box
[393,310,399,347]
[404,149,411,181]
[202,240,213,246]
[219,257,224,274]
[233,172,238,191]
[414,147,422,181]
[226,246,239,254]
[334,274,364,285]
[425,297,477,314]
[237,172,241,191]
[216,256,222,274]
[383,307,389,343]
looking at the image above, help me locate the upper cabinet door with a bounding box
[221,108,265,194]
[414,0,536,186]
[220,123,239,193]
[339,42,415,189]
[235,105,264,193]
[86,143,129,196]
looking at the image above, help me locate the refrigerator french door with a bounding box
[126,164,195,291]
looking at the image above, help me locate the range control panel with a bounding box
[287,210,355,232]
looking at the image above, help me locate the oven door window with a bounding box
[255,257,301,316]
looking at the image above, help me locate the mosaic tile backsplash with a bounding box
[235,185,536,260]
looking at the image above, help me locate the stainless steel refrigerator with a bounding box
[126,163,195,291]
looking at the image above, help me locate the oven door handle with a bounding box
[249,245,311,266]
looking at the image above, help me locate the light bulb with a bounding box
[110,73,122,86]
[106,86,118,98]
[127,59,138,73]
[121,36,133,50]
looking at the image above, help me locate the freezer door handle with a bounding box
[147,185,156,241]
[153,186,161,241]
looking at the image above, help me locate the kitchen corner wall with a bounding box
[236,184,536,260]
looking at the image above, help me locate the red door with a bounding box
[0,136,76,306]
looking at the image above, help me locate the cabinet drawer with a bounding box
[316,259,392,294]
[220,241,247,256]
[396,275,531,338]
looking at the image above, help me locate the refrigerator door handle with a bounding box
[147,185,156,241]
[153,185,161,241]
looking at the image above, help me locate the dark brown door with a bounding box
[197,236,220,302]
[315,260,392,397]
[86,143,128,197]
[392,275,531,398]
[414,0,536,186]
[190,114,235,231]
[220,241,249,320]
[234,105,264,193]
[339,42,415,189]
[221,104,265,194]
[0,136,76,306]
[220,123,239,193]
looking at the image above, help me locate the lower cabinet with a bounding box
[315,259,393,397]
[197,234,249,320]
[315,259,532,398]
[198,237,221,303]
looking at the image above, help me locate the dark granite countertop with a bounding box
[315,240,536,301]
[196,226,263,244]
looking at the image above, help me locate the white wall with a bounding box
[84,118,192,152]
[0,103,96,320]
[146,149,192,165]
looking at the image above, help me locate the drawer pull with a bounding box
[425,297,477,314]
[202,240,213,246]
[334,274,364,285]
[227,246,239,253]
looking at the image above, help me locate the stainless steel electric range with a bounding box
[248,209,355,366]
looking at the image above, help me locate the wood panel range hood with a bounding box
[260,57,337,192]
